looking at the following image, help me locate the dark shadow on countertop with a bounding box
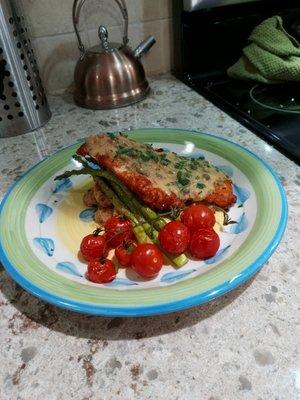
[0,264,256,341]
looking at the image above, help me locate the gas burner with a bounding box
[250,83,300,114]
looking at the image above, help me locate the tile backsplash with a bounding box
[21,0,173,93]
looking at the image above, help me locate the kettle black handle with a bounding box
[115,0,129,45]
[72,0,129,57]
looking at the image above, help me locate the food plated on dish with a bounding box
[55,132,238,284]
[0,128,287,316]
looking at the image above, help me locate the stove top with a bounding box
[189,77,300,163]
[173,0,300,165]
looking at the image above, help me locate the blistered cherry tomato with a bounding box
[80,230,107,262]
[131,243,164,278]
[181,204,215,232]
[189,228,220,259]
[86,258,116,284]
[115,242,136,268]
[158,221,190,255]
[104,216,134,248]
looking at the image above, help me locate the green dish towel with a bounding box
[227,16,300,83]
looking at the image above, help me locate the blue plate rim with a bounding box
[0,128,288,316]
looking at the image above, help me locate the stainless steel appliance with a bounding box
[183,0,261,11]
[0,0,51,138]
[72,0,156,110]
[174,0,300,164]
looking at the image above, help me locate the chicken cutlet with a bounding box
[77,133,236,211]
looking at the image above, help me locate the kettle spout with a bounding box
[134,36,156,59]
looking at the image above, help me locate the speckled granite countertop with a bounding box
[0,75,299,400]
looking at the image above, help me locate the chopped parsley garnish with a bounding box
[107,132,117,139]
[161,158,171,166]
[159,154,171,165]
[149,151,160,162]
[174,160,187,169]
[116,144,172,166]
[116,146,139,157]
[189,161,198,170]
[196,182,206,190]
[140,153,151,161]
[176,171,190,187]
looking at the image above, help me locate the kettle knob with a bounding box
[98,25,110,51]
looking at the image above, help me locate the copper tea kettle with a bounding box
[72,0,156,109]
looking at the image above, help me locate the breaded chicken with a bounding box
[78,133,236,211]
